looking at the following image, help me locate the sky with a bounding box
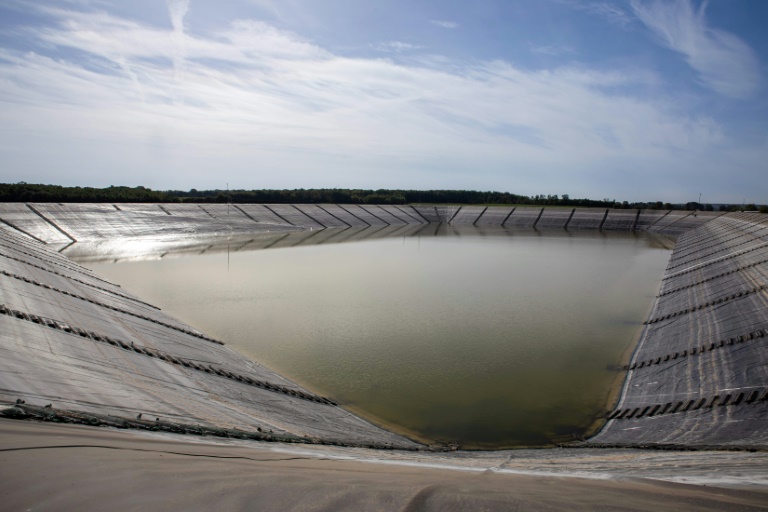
[0,0,766,203]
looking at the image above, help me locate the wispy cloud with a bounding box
[583,2,633,28]
[0,4,760,200]
[632,0,761,99]
[372,41,424,53]
[529,44,575,56]
[167,0,189,35]
[564,1,633,28]
[167,0,189,103]
[430,20,458,29]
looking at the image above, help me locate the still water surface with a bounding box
[84,228,671,448]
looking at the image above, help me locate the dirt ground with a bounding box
[2,419,767,511]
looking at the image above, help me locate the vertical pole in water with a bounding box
[564,208,576,230]
[598,209,609,231]
[227,183,230,215]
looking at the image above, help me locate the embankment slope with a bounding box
[0,203,766,450]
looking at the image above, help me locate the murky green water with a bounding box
[83,227,671,448]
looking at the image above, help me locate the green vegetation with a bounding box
[170,189,615,207]
[0,183,763,211]
[0,183,175,203]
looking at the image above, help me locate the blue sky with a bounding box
[0,0,766,202]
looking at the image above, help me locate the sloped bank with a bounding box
[587,212,768,448]
[0,203,766,449]
[0,223,419,449]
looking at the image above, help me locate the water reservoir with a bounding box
[81,226,671,448]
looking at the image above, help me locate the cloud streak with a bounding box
[582,2,633,28]
[373,41,424,53]
[430,20,458,29]
[563,1,633,28]
[167,0,190,102]
[529,44,575,56]
[632,0,761,99]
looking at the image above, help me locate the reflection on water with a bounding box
[81,226,672,448]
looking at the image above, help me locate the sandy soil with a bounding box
[2,419,767,511]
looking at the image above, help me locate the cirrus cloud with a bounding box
[632,0,761,99]
[429,20,458,29]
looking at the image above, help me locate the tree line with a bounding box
[171,188,617,207]
[1,183,764,212]
[0,184,174,203]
